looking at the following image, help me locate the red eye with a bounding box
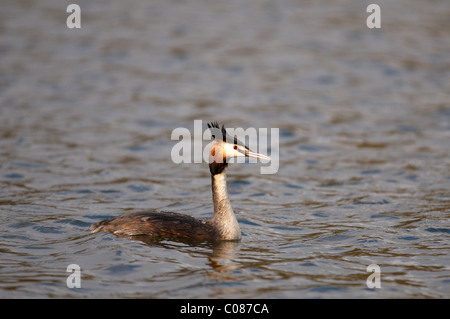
[233,145,238,150]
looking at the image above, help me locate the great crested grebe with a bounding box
[90,122,270,241]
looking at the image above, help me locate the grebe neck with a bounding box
[210,169,241,240]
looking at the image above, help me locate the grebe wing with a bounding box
[90,210,217,240]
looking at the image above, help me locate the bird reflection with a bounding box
[123,234,241,283]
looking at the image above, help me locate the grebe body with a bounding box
[91,211,219,241]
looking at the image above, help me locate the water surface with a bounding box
[0,0,449,298]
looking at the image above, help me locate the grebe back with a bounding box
[90,122,270,241]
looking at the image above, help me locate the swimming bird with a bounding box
[90,122,270,241]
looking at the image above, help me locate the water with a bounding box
[1,0,449,298]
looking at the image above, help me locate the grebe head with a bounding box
[207,122,270,175]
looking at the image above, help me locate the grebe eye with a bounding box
[233,145,238,150]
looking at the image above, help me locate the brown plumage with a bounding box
[90,211,219,241]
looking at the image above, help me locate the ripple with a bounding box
[127,184,152,193]
[3,173,24,179]
[104,264,142,274]
[425,228,450,234]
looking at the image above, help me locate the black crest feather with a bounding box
[207,122,227,141]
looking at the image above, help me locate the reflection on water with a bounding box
[122,236,242,286]
[1,0,449,298]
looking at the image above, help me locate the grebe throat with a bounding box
[209,168,241,240]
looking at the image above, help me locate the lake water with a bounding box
[0,0,449,298]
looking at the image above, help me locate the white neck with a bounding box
[210,170,241,240]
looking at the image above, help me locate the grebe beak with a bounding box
[245,149,271,161]
[221,141,271,163]
[232,143,271,162]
